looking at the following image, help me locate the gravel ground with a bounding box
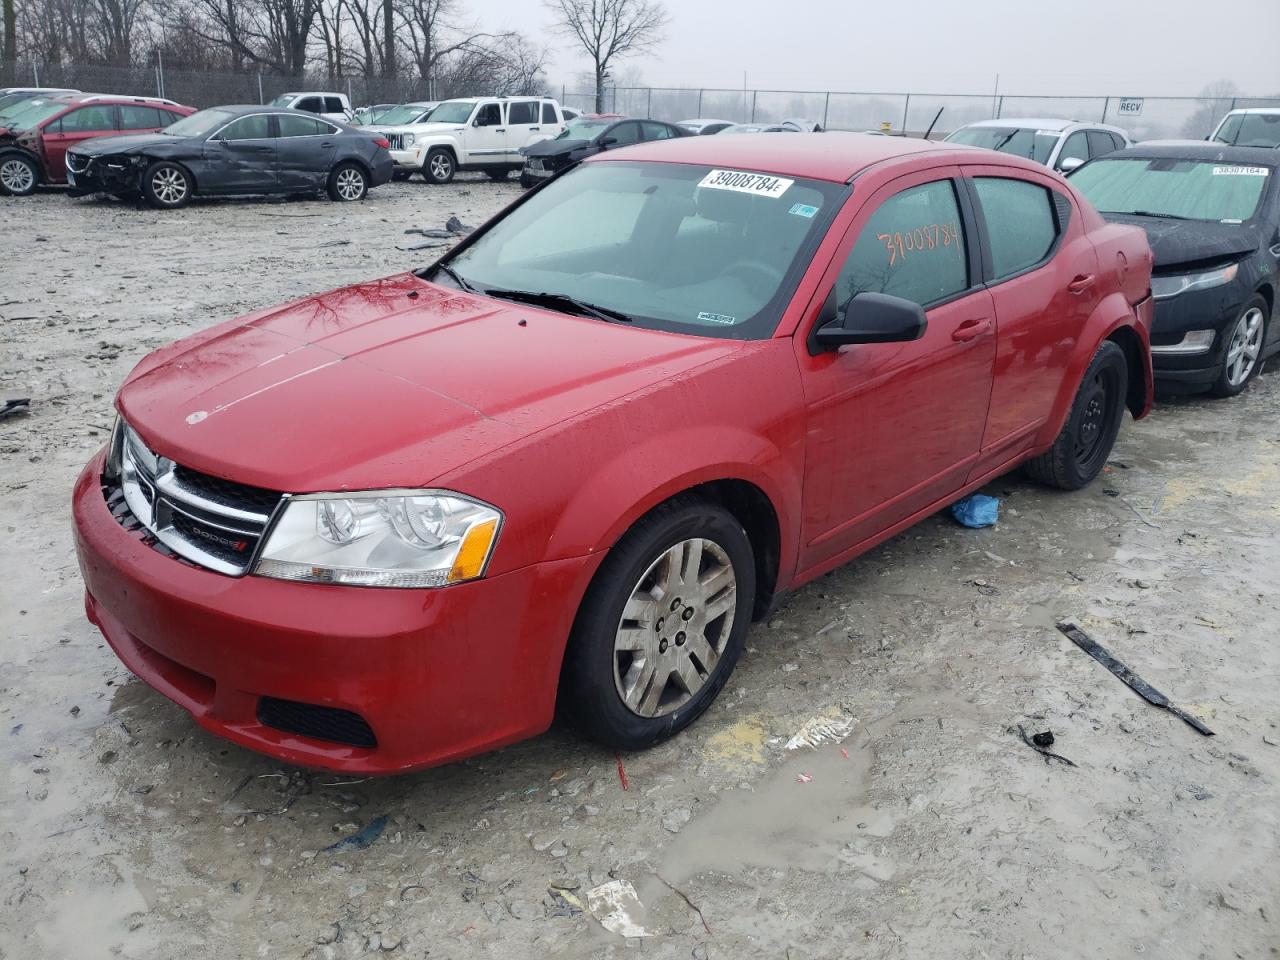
[2,179,1278,960]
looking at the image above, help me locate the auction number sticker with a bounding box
[698,169,794,198]
[1213,166,1269,176]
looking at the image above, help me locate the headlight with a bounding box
[1151,263,1238,300]
[255,490,502,588]
[403,133,415,147]
[103,416,124,483]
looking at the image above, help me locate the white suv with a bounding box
[380,96,568,184]
[1210,108,1280,148]
[946,118,1131,173]
[270,91,354,124]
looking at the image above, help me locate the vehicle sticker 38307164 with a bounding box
[698,169,795,198]
[1212,166,1269,177]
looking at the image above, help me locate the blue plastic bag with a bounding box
[950,494,1000,528]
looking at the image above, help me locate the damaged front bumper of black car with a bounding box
[65,151,146,197]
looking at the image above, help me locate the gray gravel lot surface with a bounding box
[1,179,1278,960]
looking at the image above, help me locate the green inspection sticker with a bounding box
[789,203,819,218]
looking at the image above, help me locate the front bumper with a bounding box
[389,146,425,170]
[72,451,592,774]
[1148,284,1245,391]
[66,157,141,196]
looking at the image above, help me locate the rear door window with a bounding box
[972,177,1060,281]
[834,179,969,308]
[507,101,538,125]
[277,113,328,137]
[119,105,164,130]
[323,97,345,114]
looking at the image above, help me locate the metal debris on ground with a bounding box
[1,399,31,419]
[324,815,388,852]
[950,493,1000,528]
[318,239,351,247]
[1057,622,1214,736]
[614,751,630,790]
[1015,724,1077,767]
[784,712,857,750]
[585,879,651,938]
[446,216,475,235]
[404,228,455,239]
[796,773,813,783]
[395,240,449,252]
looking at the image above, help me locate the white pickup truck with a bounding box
[379,96,568,183]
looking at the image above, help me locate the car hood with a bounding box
[1100,213,1260,269]
[117,273,741,493]
[72,132,175,156]
[523,138,590,158]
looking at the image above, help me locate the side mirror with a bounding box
[813,292,927,351]
[597,136,617,148]
[1058,156,1084,173]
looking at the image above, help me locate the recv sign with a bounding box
[1117,98,1144,117]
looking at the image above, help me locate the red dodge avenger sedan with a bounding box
[73,134,1155,773]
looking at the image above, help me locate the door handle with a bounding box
[319,141,334,149]
[495,128,505,133]
[952,318,993,342]
[1067,274,1096,294]
[529,126,540,131]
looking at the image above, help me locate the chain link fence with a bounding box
[562,87,1280,141]
[11,62,1279,141]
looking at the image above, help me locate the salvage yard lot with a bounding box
[2,181,1278,959]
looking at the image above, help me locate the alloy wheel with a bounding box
[1,158,35,194]
[1224,307,1264,388]
[613,537,737,718]
[429,154,452,181]
[335,167,364,200]
[151,167,187,205]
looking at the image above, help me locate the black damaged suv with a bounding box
[1071,142,1280,397]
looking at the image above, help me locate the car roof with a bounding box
[52,93,182,106]
[205,104,325,116]
[589,131,991,183]
[1222,108,1280,116]
[957,118,1078,132]
[279,91,345,98]
[1115,140,1280,162]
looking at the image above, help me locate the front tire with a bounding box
[1209,296,1267,398]
[327,162,368,202]
[560,496,755,750]
[142,161,191,209]
[422,148,455,184]
[0,154,39,196]
[1025,340,1127,490]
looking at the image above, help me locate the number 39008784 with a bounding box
[876,222,961,267]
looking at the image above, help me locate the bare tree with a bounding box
[192,0,322,76]
[89,0,147,65]
[3,0,16,83]
[397,0,498,97]
[546,0,667,112]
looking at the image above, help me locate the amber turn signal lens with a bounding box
[447,518,500,583]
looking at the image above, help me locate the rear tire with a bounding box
[0,154,39,196]
[327,162,368,202]
[423,148,455,185]
[142,161,191,209]
[560,495,756,750]
[1025,340,1127,490]
[1208,296,1267,398]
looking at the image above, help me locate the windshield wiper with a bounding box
[433,262,476,293]
[1130,210,1194,220]
[483,287,633,323]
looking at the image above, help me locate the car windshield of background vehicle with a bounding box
[424,101,475,124]
[162,108,235,138]
[3,99,67,131]
[374,104,430,125]
[947,127,1058,164]
[557,118,613,140]
[269,94,295,106]
[1212,113,1280,148]
[1071,157,1271,222]
[441,160,844,339]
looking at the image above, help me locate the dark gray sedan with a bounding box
[65,104,394,209]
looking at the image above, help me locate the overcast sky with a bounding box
[465,0,1280,97]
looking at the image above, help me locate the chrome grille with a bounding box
[115,425,283,575]
[385,133,404,150]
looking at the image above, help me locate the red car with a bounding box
[73,134,1154,773]
[0,93,194,196]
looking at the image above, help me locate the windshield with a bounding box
[163,108,236,138]
[556,118,613,140]
[1213,113,1280,148]
[947,126,1058,164]
[1071,157,1271,223]
[0,93,34,114]
[424,101,475,124]
[439,160,844,339]
[4,99,69,131]
[374,104,432,125]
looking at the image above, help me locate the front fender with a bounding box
[1038,291,1152,447]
